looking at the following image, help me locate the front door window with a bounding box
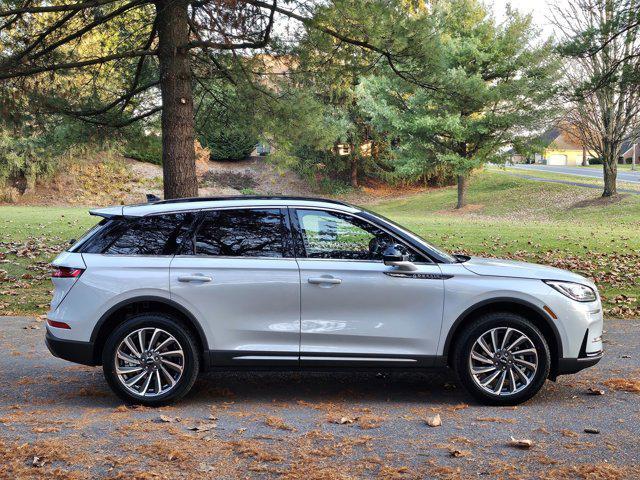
[294,209,421,262]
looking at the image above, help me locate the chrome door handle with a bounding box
[178,275,212,283]
[308,277,342,285]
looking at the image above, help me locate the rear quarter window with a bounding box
[79,213,193,255]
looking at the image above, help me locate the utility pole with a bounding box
[633,141,637,171]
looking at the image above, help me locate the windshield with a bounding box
[361,210,458,263]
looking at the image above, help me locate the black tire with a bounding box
[453,312,551,406]
[102,313,200,406]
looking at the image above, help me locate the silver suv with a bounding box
[46,196,603,406]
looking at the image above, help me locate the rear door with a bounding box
[169,208,301,366]
[56,213,191,340]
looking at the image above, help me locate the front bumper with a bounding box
[45,330,97,366]
[556,352,603,376]
[552,325,603,378]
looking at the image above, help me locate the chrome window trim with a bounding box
[172,254,298,261]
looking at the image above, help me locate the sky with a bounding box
[488,0,570,39]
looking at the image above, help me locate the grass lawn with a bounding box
[371,171,639,317]
[1,171,638,318]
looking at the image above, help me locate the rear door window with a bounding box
[80,213,193,255]
[194,209,287,258]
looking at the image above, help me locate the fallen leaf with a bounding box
[199,463,215,473]
[603,378,640,393]
[425,414,442,427]
[448,449,469,458]
[509,437,533,449]
[337,416,357,425]
[476,416,516,424]
[159,415,178,423]
[587,387,605,396]
[187,423,216,432]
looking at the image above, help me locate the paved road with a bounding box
[512,164,640,183]
[502,172,640,195]
[1,316,639,479]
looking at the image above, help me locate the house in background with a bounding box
[621,140,639,165]
[535,128,591,166]
[510,127,595,165]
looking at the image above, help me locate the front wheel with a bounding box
[453,312,551,406]
[102,313,200,406]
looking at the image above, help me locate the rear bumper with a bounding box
[45,330,97,366]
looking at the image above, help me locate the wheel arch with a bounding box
[443,298,563,378]
[90,296,209,368]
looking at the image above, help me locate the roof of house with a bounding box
[540,128,561,145]
[540,127,583,150]
[621,140,633,157]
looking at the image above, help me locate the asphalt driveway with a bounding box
[0,316,639,479]
[511,164,640,183]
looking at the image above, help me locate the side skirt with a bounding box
[206,350,448,372]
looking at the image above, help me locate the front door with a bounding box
[292,208,445,367]
[170,208,300,366]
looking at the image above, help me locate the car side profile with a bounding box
[46,196,603,406]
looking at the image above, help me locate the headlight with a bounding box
[544,280,597,302]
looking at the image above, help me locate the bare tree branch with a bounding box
[70,105,162,126]
[0,0,121,17]
[49,79,159,117]
[0,49,157,79]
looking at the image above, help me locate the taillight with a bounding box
[52,267,84,278]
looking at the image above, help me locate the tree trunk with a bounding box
[156,0,197,199]
[603,160,617,196]
[350,154,359,188]
[602,140,617,197]
[456,174,468,209]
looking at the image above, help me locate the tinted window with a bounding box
[295,209,422,261]
[195,209,286,258]
[81,213,192,255]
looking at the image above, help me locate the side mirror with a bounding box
[383,245,418,271]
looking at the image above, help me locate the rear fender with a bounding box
[50,252,86,312]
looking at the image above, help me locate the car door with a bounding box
[170,207,301,366]
[292,208,445,367]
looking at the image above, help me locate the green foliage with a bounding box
[195,83,258,162]
[0,130,55,188]
[0,130,57,195]
[205,127,256,162]
[123,133,162,165]
[357,0,560,202]
[557,0,640,91]
[264,0,412,188]
[263,88,354,189]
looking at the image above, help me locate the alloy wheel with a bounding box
[468,327,538,396]
[114,327,185,397]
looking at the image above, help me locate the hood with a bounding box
[462,256,592,285]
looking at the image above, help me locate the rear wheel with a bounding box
[102,313,200,406]
[453,312,551,406]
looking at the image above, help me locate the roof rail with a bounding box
[151,195,355,208]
